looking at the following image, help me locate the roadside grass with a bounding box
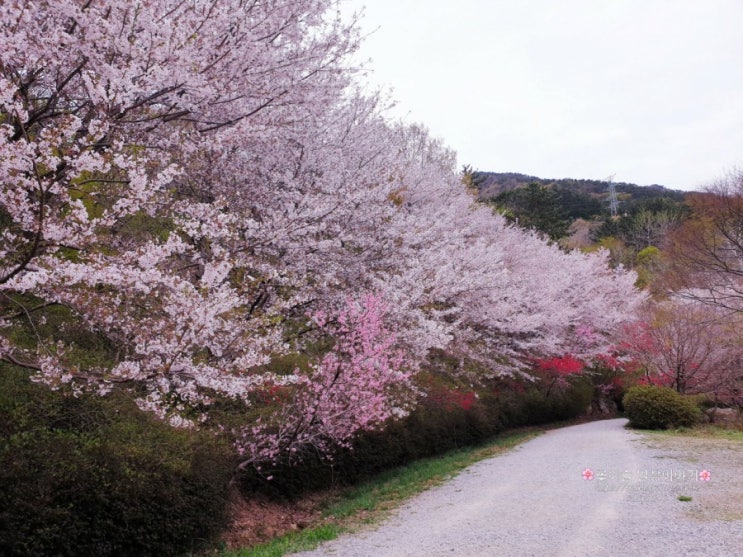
[635,423,743,463]
[651,423,743,442]
[220,429,541,557]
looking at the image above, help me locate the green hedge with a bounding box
[0,365,233,557]
[237,393,510,497]
[622,385,702,429]
[237,377,594,496]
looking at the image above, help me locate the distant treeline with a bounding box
[474,171,686,221]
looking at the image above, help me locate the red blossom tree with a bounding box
[534,354,585,397]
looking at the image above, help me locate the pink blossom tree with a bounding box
[238,293,412,468]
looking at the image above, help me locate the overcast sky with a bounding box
[340,0,743,191]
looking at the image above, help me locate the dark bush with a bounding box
[236,369,599,498]
[237,391,511,497]
[0,364,234,557]
[240,376,598,496]
[623,385,702,429]
[504,379,593,426]
[344,392,508,478]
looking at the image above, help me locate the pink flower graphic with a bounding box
[699,470,711,482]
[582,468,594,481]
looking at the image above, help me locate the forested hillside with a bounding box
[474,171,686,221]
[468,170,691,264]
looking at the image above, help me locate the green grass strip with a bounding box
[652,424,743,442]
[221,429,541,557]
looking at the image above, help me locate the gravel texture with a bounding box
[292,418,743,556]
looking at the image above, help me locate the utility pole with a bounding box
[607,174,619,218]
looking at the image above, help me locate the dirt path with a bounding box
[292,419,742,556]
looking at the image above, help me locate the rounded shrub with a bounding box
[623,385,702,429]
[0,365,234,557]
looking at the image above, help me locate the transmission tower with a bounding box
[606,174,619,218]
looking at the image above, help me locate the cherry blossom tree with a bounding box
[0,0,362,420]
[0,0,647,464]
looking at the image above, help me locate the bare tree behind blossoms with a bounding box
[667,170,743,313]
[622,300,742,401]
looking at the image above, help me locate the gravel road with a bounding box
[292,418,743,556]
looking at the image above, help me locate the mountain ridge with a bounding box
[473,171,685,200]
[473,171,687,222]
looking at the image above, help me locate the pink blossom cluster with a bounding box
[239,294,412,467]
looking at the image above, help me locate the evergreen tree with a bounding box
[493,182,570,241]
